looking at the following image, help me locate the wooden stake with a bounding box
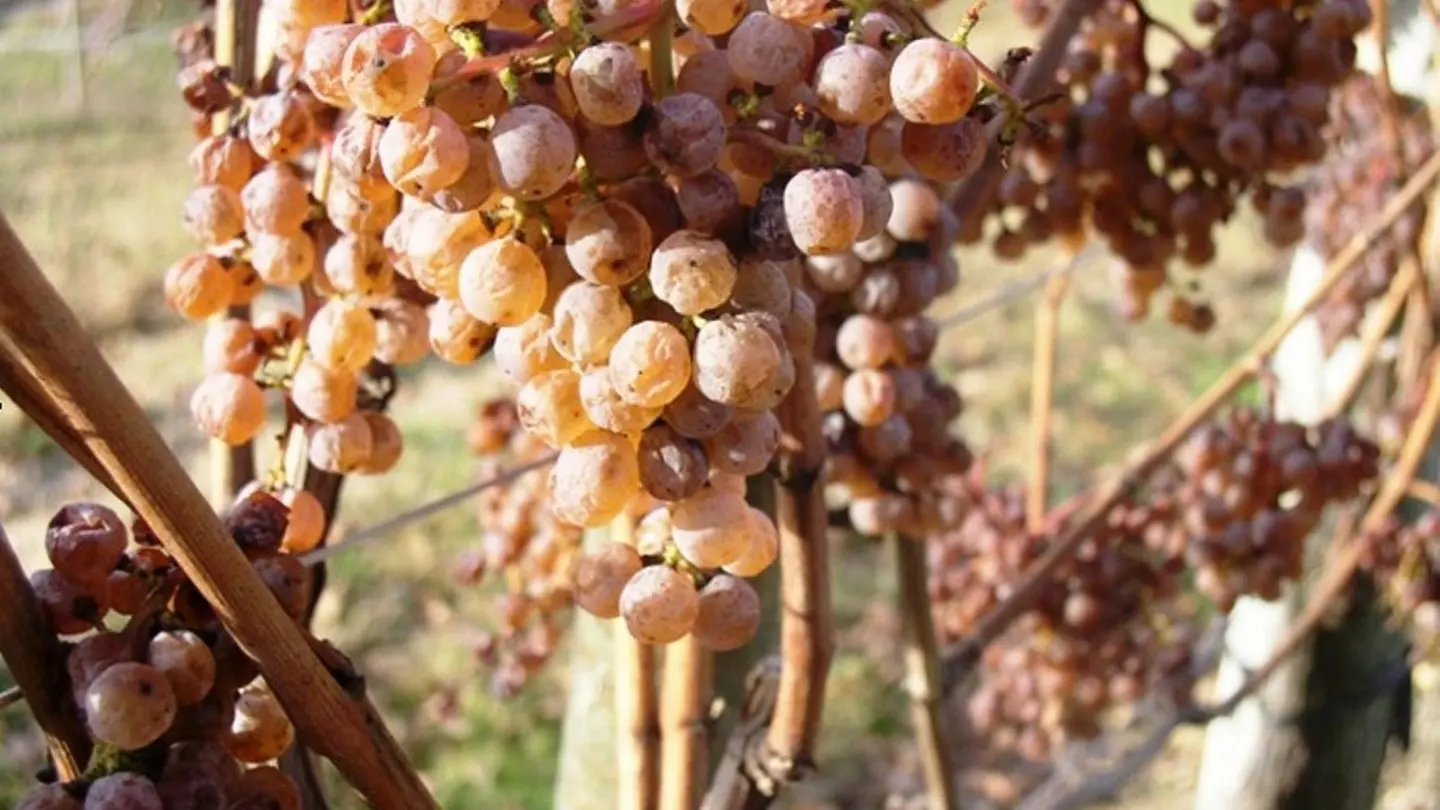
[0,215,438,810]
[701,349,833,809]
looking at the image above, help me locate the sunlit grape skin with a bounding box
[671,485,754,569]
[550,430,641,528]
[341,23,437,118]
[85,662,178,750]
[889,39,978,125]
[301,23,364,108]
[488,105,578,201]
[784,169,865,256]
[224,681,296,764]
[149,630,217,707]
[569,42,646,126]
[722,507,779,577]
[190,372,268,446]
[608,321,692,409]
[379,107,471,199]
[458,237,548,327]
[619,565,700,644]
[164,254,234,321]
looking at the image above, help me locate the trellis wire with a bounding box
[300,453,559,566]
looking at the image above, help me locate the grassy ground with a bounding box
[0,0,1286,807]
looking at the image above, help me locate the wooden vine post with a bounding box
[0,215,439,810]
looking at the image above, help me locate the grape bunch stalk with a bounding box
[16,492,333,810]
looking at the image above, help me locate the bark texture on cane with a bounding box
[661,636,713,810]
[765,348,834,780]
[0,215,438,810]
[0,523,92,780]
[894,535,960,810]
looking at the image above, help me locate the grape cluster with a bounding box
[18,495,320,810]
[458,398,584,696]
[1177,409,1378,610]
[1305,74,1434,352]
[929,409,1380,761]
[1358,510,1440,659]
[931,484,1196,761]
[975,0,1370,327]
[803,179,975,537]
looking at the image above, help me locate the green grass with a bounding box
[0,1,1290,807]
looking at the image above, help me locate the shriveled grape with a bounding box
[619,565,699,644]
[692,574,761,650]
[573,542,643,618]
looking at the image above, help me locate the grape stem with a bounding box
[359,0,392,25]
[1186,349,1440,723]
[647,0,675,99]
[936,147,1440,697]
[949,0,989,47]
[439,0,667,86]
[1124,0,1197,58]
[727,129,832,169]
